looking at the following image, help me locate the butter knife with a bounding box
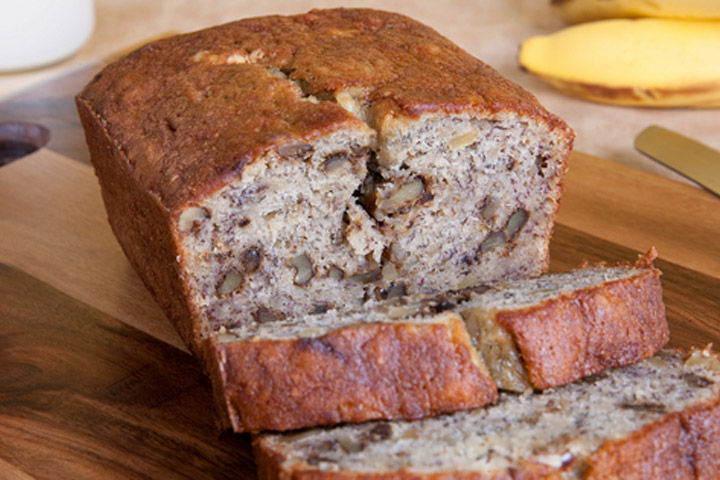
[635,125,720,198]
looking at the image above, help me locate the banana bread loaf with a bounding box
[255,348,720,479]
[75,8,574,353]
[205,250,666,433]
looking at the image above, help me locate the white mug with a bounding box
[0,0,95,72]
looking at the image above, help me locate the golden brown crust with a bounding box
[586,414,693,479]
[75,96,204,348]
[586,397,720,479]
[679,397,720,479]
[204,318,497,433]
[77,7,571,211]
[497,264,667,389]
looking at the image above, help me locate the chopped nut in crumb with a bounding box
[218,270,244,295]
[178,206,210,232]
[290,253,314,286]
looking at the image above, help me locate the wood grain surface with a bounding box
[0,263,254,479]
[0,150,183,352]
[1,62,718,479]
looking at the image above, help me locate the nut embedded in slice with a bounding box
[349,268,382,284]
[376,178,425,218]
[254,306,281,323]
[218,270,244,296]
[480,231,506,253]
[448,128,479,150]
[323,152,351,172]
[277,142,314,160]
[381,263,398,283]
[480,197,501,221]
[382,283,407,300]
[241,246,263,273]
[289,253,315,286]
[328,265,345,281]
[178,206,210,232]
[506,209,529,238]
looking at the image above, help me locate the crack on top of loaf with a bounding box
[190,47,374,123]
[333,86,371,123]
[263,65,330,104]
[265,63,373,121]
[255,64,386,237]
[191,48,266,65]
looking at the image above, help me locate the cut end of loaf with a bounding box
[205,311,497,433]
[461,259,667,391]
[174,107,570,336]
[175,127,377,335]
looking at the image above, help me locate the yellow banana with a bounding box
[552,0,720,24]
[518,18,720,107]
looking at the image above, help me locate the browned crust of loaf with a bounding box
[498,250,668,389]
[76,7,573,211]
[203,317,497,433]
[586,396,720,479]
[587,414,694,479]
[679,395,720,477]
[75,96,203,348]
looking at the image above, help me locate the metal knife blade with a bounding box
[635,125,720,198]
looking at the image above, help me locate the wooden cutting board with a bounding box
[1,62,719,479]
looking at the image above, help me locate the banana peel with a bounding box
[552,0,720,24]
[519,18,720,107]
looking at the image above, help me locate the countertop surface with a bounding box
[2,0,719,184]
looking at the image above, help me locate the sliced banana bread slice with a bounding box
[256,348,720,479]
[415,248,667,392]
[203,310,497,434]
[204,250,667,433]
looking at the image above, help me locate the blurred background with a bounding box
[1,0,717,183]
